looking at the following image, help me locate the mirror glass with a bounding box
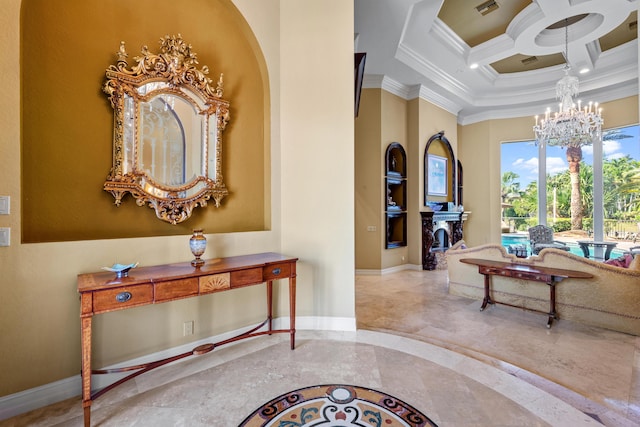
[103,35,230,224]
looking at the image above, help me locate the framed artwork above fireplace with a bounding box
[427,154,447,196]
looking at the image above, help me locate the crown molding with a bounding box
[362,74,463,117]
[362,72,638,127]
[395,43,474,104]
[430,18,467,57]
[458,79,639,125]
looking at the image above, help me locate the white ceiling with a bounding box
[354,0,639,125]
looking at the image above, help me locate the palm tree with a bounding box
[604,156,639,218]
[618,167,640,218]
[501,171,521,203]
[547,141,590,230]
[547,129,633,230]
[564,145,585,229]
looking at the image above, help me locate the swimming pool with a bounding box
[500,234,625,258]
[502,234,529,246]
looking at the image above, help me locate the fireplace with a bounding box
[433,228,449,252]
[420,210,466,270]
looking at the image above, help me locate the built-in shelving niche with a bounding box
[385,142,407,248]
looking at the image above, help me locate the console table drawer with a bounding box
[92,285,153,313]
[231,268,263,287]
[480,266,504,276]
[263,263,291,280]
[156,278,198,302]
[511,272,550,281]
[199,273,230,294]
[480,267,547,281]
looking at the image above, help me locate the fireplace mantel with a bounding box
[433,211,464,222]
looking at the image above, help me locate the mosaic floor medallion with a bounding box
[239,384,438,426]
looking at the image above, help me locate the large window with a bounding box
[501,125,640,256]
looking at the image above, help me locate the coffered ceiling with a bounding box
[354,0,639,125]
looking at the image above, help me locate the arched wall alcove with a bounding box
[423,131,458,207]
[21,0,270,242]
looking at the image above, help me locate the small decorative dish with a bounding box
[102,262,138,278]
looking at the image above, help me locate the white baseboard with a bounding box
[0,316,356,421]
[294,316,356,332]
[356,263,422,275]
[0,376,82,422]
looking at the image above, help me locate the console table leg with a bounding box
[289,276,296,350]
[547,283,557,328]
[80,315,92,427]
[83,404,91,427]
[480,274,493,311]
[266,280,273,334]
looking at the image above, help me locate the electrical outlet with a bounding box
[0,196,9,215]
[367,226,376,232]
[0,228,9,247]
[183,320,194,336]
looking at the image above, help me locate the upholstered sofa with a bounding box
[446,241,640,336]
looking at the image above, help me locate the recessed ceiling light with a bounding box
[579,67,590,74]
[469,63,479,69]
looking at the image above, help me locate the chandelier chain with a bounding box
[565,18,568,67]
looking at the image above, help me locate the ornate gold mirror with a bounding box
[103,34,230,224]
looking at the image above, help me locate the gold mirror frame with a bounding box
[103,34,230,224]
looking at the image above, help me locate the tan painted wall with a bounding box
[355,91,459,270]
[354,88,411,271]
[458,96,638,247]
[380,91,409,269]
[21,0,268,243]
[279,0,355,320]
[0,0,355,399]
[355,89,383,269]
[457,120,492,247]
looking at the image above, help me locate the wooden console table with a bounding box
[459,258,592,328]
[78,252,298,427]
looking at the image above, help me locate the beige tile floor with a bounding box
[356,269,640,427]
[2,268,639,426]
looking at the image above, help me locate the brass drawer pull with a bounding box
[116,292,132,303]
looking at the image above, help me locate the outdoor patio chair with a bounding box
[528,225,570,255]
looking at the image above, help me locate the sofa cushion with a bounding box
[604,253,634,268]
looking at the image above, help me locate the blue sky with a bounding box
[501,124,640,189]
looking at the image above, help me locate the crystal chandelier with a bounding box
[533,19,603,147]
